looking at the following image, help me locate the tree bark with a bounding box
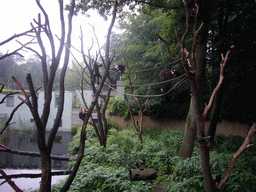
[40,151,52,192]
[179,97,197,158]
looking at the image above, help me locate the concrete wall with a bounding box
[0,91,73,131]
[108,115,250,138]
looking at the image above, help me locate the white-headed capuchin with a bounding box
[159,69,180,80]
[115,64,125,74]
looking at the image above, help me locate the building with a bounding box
[0,91,73,169]
[0,91,73,132]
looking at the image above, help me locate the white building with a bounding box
[0,91,73,132]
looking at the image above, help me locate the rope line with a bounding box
[110,73,187,87]
[122,59,182,74]
[105,75,187,98]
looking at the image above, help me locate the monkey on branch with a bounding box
[92,61,103,84]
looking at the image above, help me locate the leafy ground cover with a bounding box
[52,123,256,192]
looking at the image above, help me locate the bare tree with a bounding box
[60,1,118,191]
[9,0,76,191]
[175,0,256,191]
[175,0,226,191]
[123,48,150,143]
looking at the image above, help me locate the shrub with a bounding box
[53,127,256,192]
[108,97,130,119]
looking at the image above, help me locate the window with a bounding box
[54,136,62,143]
[55,95,59,108]
[6,95,14,107]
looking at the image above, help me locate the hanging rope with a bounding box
[122,59,181,74]
[105,74,187,98]
[110,73,187,87]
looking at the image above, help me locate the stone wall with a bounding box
[107,115,250,138]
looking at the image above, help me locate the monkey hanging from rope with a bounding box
[92,61,103,84]
[159,68,181,81]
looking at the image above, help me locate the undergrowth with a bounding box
[52,124,256,192]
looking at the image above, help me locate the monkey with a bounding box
[134,162,140,168]
[134,158,147,169]
[159,69,180,81]
[171,69,181,77]
[93,62,103,84]
[79,108,87,121]
[215,174,222,188]
[115,64,125,74]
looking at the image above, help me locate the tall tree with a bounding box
[60,1,118,191]
[179,0,212,158]
[12,1,76,191]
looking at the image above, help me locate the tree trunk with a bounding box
[179,97,197,158]
[190,75,215,191]
[40,151,52,192]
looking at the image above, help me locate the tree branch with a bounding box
[11,76,32,109]
[0,170,70,180]
[0,29,33,46]
[0,147,70,161]
[218,123,256,190]
[0,169,23,192]
[155,32,177,61]
[200,51,230,133]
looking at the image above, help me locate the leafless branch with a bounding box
[0,169,23,192]
[218,123,256,190]
[200,51,230,131]
[0,29,33,46]
[0,170,70,180]
[11,76,32,109]
[0,101,23,135]
[0,146,70,161]
[0,92,18,104]
[155,32,178,61]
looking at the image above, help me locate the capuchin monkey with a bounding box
[115,64,125,74]
[79,108,87,121]
[134,158,146,169]
[93,62,103,84]
[159,69,181,80]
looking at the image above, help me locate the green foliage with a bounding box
[107,97,130,119]
[53,126,256,192]
[164,134,256,192]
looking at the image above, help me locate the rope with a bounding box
[123,59,181,74]
[105,75,187,98]
[110,73,187,87]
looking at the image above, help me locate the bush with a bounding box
[53,127,256,192]
[108,97,130,119]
